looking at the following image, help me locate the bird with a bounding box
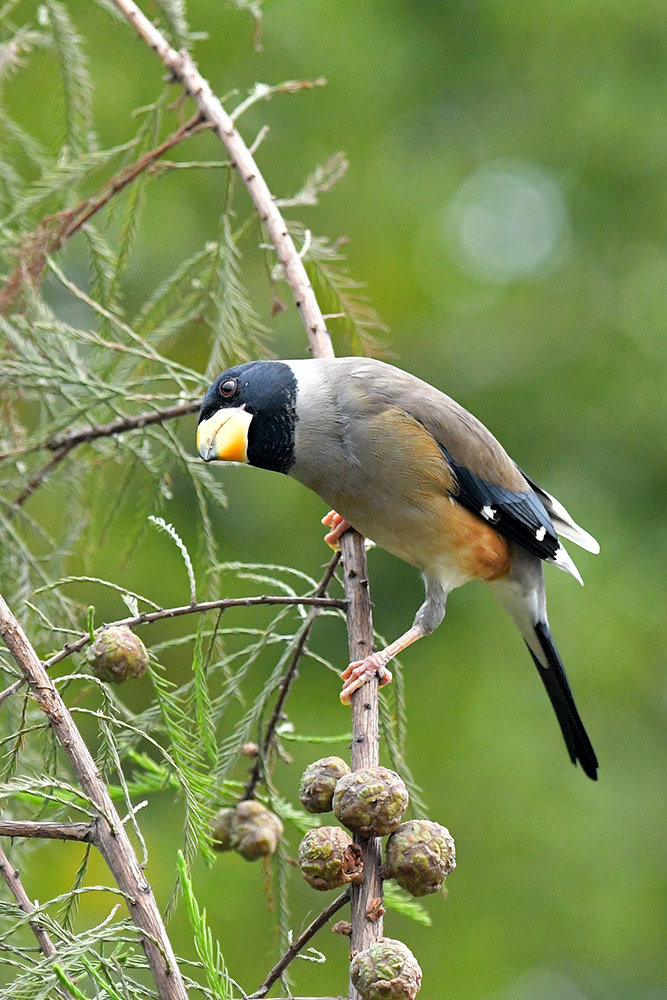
[197,357,599,779]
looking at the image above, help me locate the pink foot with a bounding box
[340,654,393,704]
[322,509,352,549]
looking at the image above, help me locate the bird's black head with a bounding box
[197,361,298,473]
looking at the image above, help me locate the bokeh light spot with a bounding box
[444,160,570,283]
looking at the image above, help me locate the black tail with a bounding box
[526,622,598,780]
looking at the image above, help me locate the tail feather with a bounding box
[523,476,600,555]
[527,621,598,780]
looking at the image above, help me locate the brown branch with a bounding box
[4,400,201,513]
[252,889,351,998]
[0,841,75,999]
[11,5,381,996]
[0,594,189,1000]
[0,820,94,842]
[0,115,212,316]
[244,551,341,799]
[0,400,201,463]
[0,841,58,957]
[341,531,384,986]
[43,594,345,668]
[0,592,347,707]
[113,0,333,360]
[10,445,69,511]
[108,8,383,991]
[48,399,201,449]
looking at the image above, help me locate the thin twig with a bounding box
[0,400,200,462]
[109,8,382,991]
[113,0,334,359]
[44,594,345,667]
[10,445,69,511]
[0,115,211,316]
[5,400,201,513]
[0,592,347,706]
[341,530,384,979]
[244,551,341,798]
[252,889,351,998]
[0,842,58,957]
[0,820,94,842]
[0,841,75,999]
[0,594,189,1000]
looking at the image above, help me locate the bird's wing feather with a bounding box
[328,358,585,567]
[521,473,600,554]
[439,447,561,562]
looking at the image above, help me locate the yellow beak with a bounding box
[197,407,253,463]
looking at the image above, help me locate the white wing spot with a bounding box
[481,505,497,521]
[536,525,547,541]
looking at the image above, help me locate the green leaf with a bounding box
[191,616,217,764]
[177,850,233,1000]
[204,215,271,378]
[44,0,96,155]
[300,229,388,354]
[383,882,432,926]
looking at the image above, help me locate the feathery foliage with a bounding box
[0,3,425,998]
[177,851,232,1000]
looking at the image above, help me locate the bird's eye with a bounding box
[219,378,238,398]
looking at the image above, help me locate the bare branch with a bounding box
[0,594,189,1000]
[112,0,334,360]
[0,115,212,316]
[341,530,384,982]
[0,841,75,1000]
[252,889,351,998]
[0,842,58,958]
[0,820,94,842]
[0,591,347,706]
[0,400,201,463]
[244,551,341,798]
[10,444,69,511]
[44,593,346,667]
[3,400,201,513]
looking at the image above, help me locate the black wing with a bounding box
[440,447,560,561]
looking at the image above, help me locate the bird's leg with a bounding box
[322,509,352,549]
[340,624,426,704]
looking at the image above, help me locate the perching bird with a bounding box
[197,357,599,779]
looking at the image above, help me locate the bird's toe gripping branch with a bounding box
[322,510,376,553]
[322,510,351,549]
[340,654,393,705]
[339,624,427,705]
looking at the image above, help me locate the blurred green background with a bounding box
[1,0,666,997]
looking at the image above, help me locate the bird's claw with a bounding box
[340,655,393,704]
[322,510,375,552]
[322,510,351,550]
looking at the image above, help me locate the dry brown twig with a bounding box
[0,820,93,841]
[0,400,201,464]
[0,594,188,1000]
[0,590,347,706]
[5,400,201,511]
[0,114,212,317]
[253,889,352,998]
[243,551,342,800]
[1,2,384,997]
[0,841,76,1000]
